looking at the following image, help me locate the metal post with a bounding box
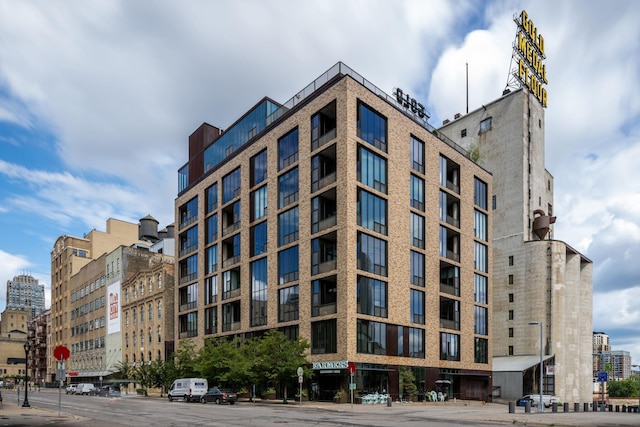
[529,322,543,412]
[22,341,31,407]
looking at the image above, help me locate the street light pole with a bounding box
[22,341,31,408]
[529,321,544,413]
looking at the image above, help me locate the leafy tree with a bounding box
[608,376,640,398]
[173,339,198,378]
[399,367,418,397]
[195,337,240,387]
[148,358,173,397]
[133,362,153,396]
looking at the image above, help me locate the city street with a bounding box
[1,389,640,427]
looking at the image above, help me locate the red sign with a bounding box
[53,345,70,361]
[67,371,78,376]
[347,362,356,375]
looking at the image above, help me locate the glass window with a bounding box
[311,100,337,151]
[474,305,488,335]
[410,251,425,286]
[409,327,425,358]
[250,258,268,327]
[357,232,387,276]
[411,213,425,249]
[278,246,299,284]
[179,283,198,311]
[222,269,240,300]
[278,167,299,208]
[475,241,488,273]
[206,183,218,214]
[357,276,387,318]
[311,319,337,354]
[179,312,198,338]
[278,128,299,170]
[357,146,387,193]
[440,296,460,330]
[206,214,218,244]
[204,306,217,335]
[251,149,268,186]
[410,175,425,211]
[251,185,268,221]
[475,338,488,363]
[357,101,387,152]
[357,189,387,235]
[440,332,460,361]
[474,178,487,209]
[205,275,218,305]
[250,221,268,257]
[179,197,198,227]
[474,210,487,241]
[480,117,492,133]
[474,273,487,304]
[410,289,425,324]
[205,244,218,275]
[311,277,337,317]
[278,207,299,246]
[222,301,241,332]
[222,167,241,204]
[278,285,299,322]
[356,319,386,354]
[410,136,425,173]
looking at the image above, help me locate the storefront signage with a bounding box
[394,88,427,119]
[312,360,348,370]
[513,10,548,107]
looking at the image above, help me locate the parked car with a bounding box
[168,378,208,402]
[200,388,237,404]
[98,385,121,397]
[75,383,96,395]
[518,394,557,408]
[65,384,77,394]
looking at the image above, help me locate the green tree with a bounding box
[173,339,198,378]
[399,367,418,398]
[148,358,173,397]
[133,362,153,396]
[195,337,241,387]
[608,376,640,398]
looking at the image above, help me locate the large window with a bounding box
[278,167,299,208]
[179,197,198,228]
[357,232,387,276]
[357,146,387,193]
[311,319,337,354]
[474,210,487,241]
[474,273,488,304]
[474,305,488,335]
[440,332,460,361]
[475,337,488,363]
[206,183,218,214]
[222,268,240,300]
[410,175,425,211]
[440,297,460,330]
[357,276,387,318]
[178,312,198,338]
[250,258,268,327]
[311,101,337,150]
[251,149,268,186]
[222,301,241,332]
[356,319,386,355]
[179,284,198,312]
[179,254,198,283]
[357,102,387,152]
[410,289,425,324]
[222,167,241,204]
[278,285,299,322]
[441,262,460,296]
[250,222,268,257]
[408,327,425,358]
[278,128,299,170]
[278,246,299,284]
[410,251,425,286]
[204,306,217,335]
[251,185,268,221]
[204,275,218,305]
[205,244,218,275]
[357,189,387,235]
[474,177,488,209]
[410,136,425,173]
[411,213,425,249]
[311,277,337,317]
[475,241,488,273]
[205,214,218,244]
[278,207,299,246]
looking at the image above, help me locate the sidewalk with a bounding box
[0,392,79,426]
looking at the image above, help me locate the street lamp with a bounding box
[22,341,31,408]
[528,321,544,413]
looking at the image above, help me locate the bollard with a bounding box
[622,405,626,413]
[616,405,620,412]
[525,401,531,413]
[563,403,569,412]
[508,401,515,413]
[552,402,557,413]
[387,397,392,407]
[574,402,580,412]
[584,402,589,412]
[593,402,597,412]
[608,404,612,412]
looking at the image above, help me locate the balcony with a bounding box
[312,303,337,317]
[222,321,241,333]
[311,144,337,193]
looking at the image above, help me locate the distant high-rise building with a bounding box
[6,274,45,319]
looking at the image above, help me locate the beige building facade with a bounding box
[175,63,493,401]
[439,88,593,404]
[0,309,29,384]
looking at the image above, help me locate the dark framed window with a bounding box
[278,207,299,246]
[357,146,387,193]
[410,251,425,286]
[205,244,217,275]
[357,101,387,152]
[474,305,488,335]
[357,232,387,276]
[178,312,198,338]
[411,213,425,249]
[357,276,387,318]
[357,188,387,235]
[474,177,487,209]
[410,289,425,324]
[179,254,198,283]
[278,285,299,322]
[440,332,460,361]
[440,297,460,330]
[474,338,488,363]
[250,258,268,327]
[222,268,240,300]
[251,185,268,221]
[250,221,268,257]
[206,183,218,214]
[410,135,425,173]
[475,242,488,273]
[222,301,241,332]
[474,273,487,303]
[479,117,492,133]
[356,319,386,354]
[251,149,268,186]
[311,277,337,317]
[410,175,425,211]
[180,225,198,256]
[204,306,217,335]
[222,167,241,204]
[474,210,487,241]
[205,214,218,244]
[311,319,337,354]
[409,327,425,358]
[204,275,218,305]
[278,127,299,170]
[278,246,299,284]
[311,101,337,151]
[278,167,299,208]
[311,235,337,275]
[179,197,198,227]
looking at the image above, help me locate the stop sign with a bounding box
[53,345,70,361]
[347,362,356,374]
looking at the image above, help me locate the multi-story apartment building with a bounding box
[592,331,611,377]
[600,350,632,380]
[439,88,593,404]
[27,309,49,386]
[6,274,45,319]
[175,62,493,401]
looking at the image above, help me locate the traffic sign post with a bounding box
[347,362,356,410]
[53,345,70,417]
[297,367,304,405]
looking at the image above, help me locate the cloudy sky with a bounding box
[1,1,639,363]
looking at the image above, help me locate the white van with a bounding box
[75,383,95,395]
[168,378,208,402]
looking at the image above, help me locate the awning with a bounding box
[68,370,115,378]
[492,355,554,372]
